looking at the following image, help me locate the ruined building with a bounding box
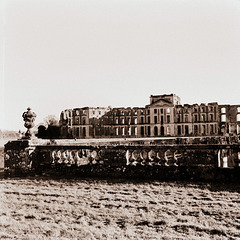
[59,94,240,139]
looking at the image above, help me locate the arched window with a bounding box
[154,126,158,136]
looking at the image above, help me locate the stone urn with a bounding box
[22,107,37,139]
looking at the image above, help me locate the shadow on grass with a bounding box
[3,174,240,193]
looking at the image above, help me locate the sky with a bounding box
[1,0,240,131]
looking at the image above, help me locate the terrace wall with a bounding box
[4,139,240,182]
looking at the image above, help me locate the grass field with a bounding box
[0,177,240,240]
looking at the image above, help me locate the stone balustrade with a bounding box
[4,139,240,181]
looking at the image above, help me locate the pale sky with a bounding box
[1,0,240,131]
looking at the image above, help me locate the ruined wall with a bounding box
[4,140,240,181]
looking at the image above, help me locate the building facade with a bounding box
[59,94,240,139]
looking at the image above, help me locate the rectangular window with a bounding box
[154,109,157,114]
[210,125,214,134]
[161,116,164,124]
[210,114,213,121]
[122,127,125,135]
[202,125,206,134]
[167,108,170,113]
[194,125,198,135]
[134,127,137,135]
[147,126,151,135]
[116,128,119,135]
[237,114,240,122]
[116,118,118,124]
[141,117,144,124]
[194,115,198,122]
[167,126,170,135]
[75,117,79,124]
[147,116,150,124]
[128,127,131,135]
[221,115,226,122]
[160,109,163,114]
[122,118,124,124]
[134,118,137,124]
[154,116,158,124]
[167,115,170,123]
[177,115,181,123]
[177,126,181,135]
[221,108,226,113]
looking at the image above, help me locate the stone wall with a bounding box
[4,139,240,181]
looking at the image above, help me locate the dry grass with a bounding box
[0,178,240,240]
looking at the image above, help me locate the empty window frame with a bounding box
[167,115,170,123]
[166,126,170,135]
[121,127,125,135]
[134,127,137,135]
[237,114,240,122]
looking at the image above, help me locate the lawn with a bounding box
[0,178,240,240]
